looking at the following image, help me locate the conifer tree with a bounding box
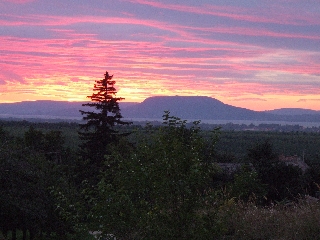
[79,71,131,168]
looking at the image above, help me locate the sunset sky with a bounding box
[1,0,320,111]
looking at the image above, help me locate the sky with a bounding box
[0,0,320,111]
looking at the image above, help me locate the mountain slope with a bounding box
[0,101,85,118]
[0,101,137,119]
[121,96,270,120]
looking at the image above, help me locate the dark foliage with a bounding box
[247,140,305,203]
[0,126,75,240]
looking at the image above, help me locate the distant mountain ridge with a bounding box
[265,108,320,116]
[122,96,267,120]
[0,96,319,123]
[0,101,137,119]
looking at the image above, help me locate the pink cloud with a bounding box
[184,25,320,41]
[0,69,25,83]
[0,33,317,81]
[0,9,319,108]
[125,0,320,25]
[2,11,317,53]
[3,0,35,3]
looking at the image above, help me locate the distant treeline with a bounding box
[1,119,320,164]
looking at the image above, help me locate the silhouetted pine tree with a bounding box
[78,71,131,169]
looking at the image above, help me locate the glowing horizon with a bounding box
[0,0,319,111]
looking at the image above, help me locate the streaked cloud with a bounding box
[3,0,36,3]
[0,0,319,110]
[297,99,320,103]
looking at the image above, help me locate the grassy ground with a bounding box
[219,199,320,239]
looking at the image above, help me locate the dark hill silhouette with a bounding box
[0,101,136,119]
[265,108,320,116]
[0,97,319,122]
[121,96,269,120]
